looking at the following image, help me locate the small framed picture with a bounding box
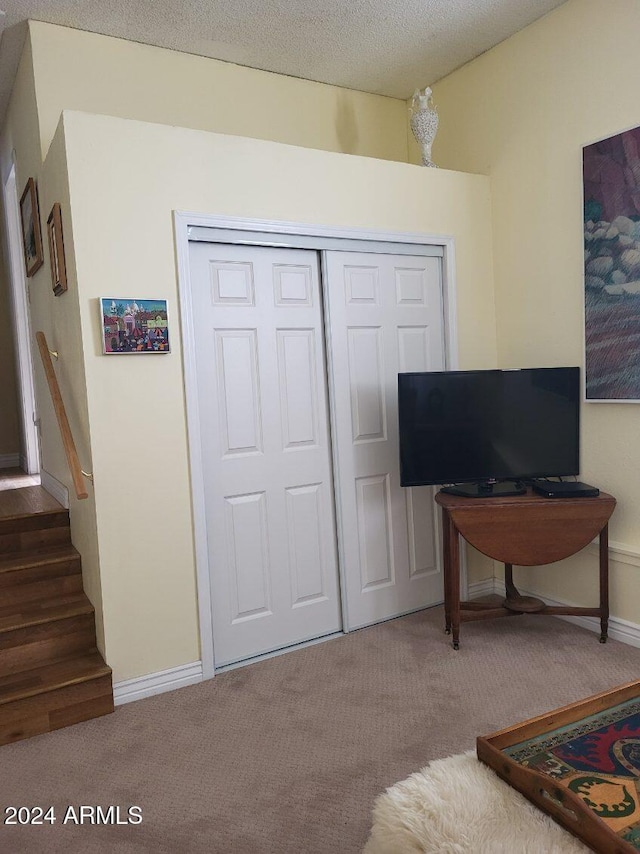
[100,298,170,354]
[19,178,44,277]
[47,203,67,296]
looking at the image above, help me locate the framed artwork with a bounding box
[100,298,170,354]
[47,203,67,296]
[583,125,640,401]
[19,178,44,277]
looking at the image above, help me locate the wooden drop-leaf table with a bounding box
[435,487,616,649]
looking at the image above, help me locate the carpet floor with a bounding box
[3,606,640,853]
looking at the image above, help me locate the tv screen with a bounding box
[398,367,580,488]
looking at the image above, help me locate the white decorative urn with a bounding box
[410,87,439,168]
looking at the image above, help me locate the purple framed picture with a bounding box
[584,125,640,401]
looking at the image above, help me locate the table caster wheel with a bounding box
[453,641,460,651]
[599,635,607,643]
[445,626,451,635]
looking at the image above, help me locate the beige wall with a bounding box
[0,234,21,459]
[6,0,640,676]
[1,35,106,648]
[431,0,640,618]
[1,33,41,185]
[0,35,39,465]
[0,23,496,683]
[1,34,42,472]
[60,109,496,680]
[29,21,410,164]
[38,123,106,649]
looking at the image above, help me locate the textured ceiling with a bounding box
[0,0,566,121]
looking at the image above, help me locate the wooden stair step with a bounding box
[0,593,94,634]
[0,680,113,745]
[0,488,70,556]
[0,544,80,577]
[0,650,111,706]
[0,509,69,536]
[0,486,114,745]
[0,486,65,519]
[0,614,97,679]
[0,651,113,746]
[0,546,83,606]
[0,523,71,556]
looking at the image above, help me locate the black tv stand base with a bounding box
[441,480,527,498]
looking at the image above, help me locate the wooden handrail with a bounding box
[36,331,89,500]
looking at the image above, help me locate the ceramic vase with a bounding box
[410,88,439,168]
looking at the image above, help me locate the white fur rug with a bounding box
[364,751,590,853]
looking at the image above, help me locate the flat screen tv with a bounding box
[398,367,580,497]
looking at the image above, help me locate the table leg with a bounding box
[442,509,452,635]
[504,563,517,601]
[448,518,460,650]
[599,522,609,643]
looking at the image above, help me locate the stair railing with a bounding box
[35,331,91,500]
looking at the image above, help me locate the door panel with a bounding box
[190,242,342,666]
[324,250,445,630]
[348,326,387,442]
[355,473,395,590]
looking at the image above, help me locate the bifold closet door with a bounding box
[189,242,342,667]
[324,250,445,630]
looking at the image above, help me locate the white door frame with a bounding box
[1,159,40,475]
[174,211,464,679]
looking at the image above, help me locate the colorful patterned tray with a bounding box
[478,681,640,853]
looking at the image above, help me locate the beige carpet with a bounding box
[364,752,589,853]
[2,606,640,853]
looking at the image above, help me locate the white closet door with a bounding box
[190,242,342,666]
[324,250,445,630]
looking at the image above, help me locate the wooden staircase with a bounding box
[0,486,113,746]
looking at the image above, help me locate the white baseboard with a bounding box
[113,660,203,706]
[468,579,640,649]
[467,578,497,600]
[587,539,640,568]
[40,469,69,508]
[0,453,19,469]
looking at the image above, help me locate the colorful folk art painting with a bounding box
[583,125,640,400]
[505,697,640,847]
[101,298,170,354]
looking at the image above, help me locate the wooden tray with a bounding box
[477,681,640,853]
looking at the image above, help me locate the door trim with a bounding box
[174,211,462,679]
